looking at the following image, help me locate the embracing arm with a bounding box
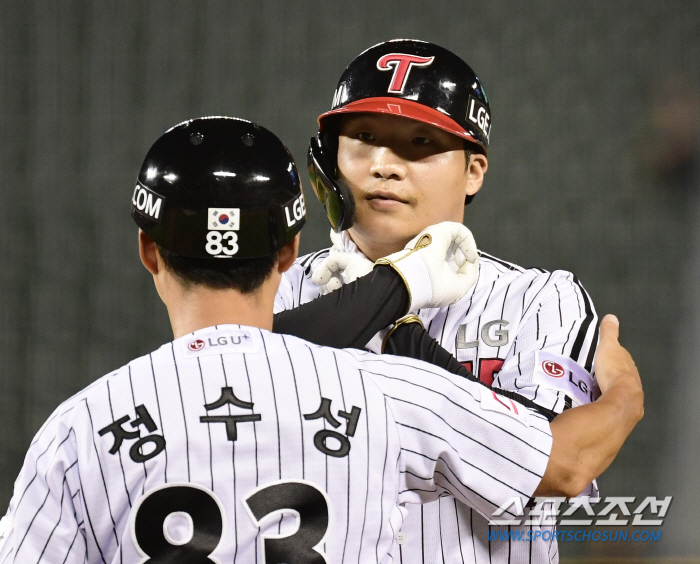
[273,222,477,349]
[534,315,644,497]
[0,410,85,563]
[272,265,408,349]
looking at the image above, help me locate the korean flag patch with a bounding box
[208,208,240,230]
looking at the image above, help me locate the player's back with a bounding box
[2,325,404,563]
[1,324,552,564]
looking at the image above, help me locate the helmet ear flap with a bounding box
[307,120,356,233]
[319,117,341,176]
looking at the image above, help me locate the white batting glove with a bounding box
[375,221,479,312]
[312,250,375,292]
[312,232,374,293]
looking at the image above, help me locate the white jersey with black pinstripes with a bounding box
[0,325,552,564]
[274,235,600,564]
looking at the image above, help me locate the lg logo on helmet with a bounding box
[284,194,306,227]
[467,96,491,141]
[376,53,435,94]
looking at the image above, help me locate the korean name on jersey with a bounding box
[0,325,553,564]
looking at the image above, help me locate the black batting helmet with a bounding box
[131,117,306,259]
[308,39,491,232]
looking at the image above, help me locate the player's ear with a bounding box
[277,233,300,274]
[465,154,488,197]
[139,229,160,275]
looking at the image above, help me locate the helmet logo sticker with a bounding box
[376,53,435,94]
[466,95,491,141]
[284,193,306,227]
[208,208,240,231]
[331,83,349,109]
[132,184,165,222]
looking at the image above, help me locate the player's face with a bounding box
[337,113,484,260]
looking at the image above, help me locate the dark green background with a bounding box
[1,1,698,558]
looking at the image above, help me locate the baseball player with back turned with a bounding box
[0,117,643,564]
[275,39,604,563]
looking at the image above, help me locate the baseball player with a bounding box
[0,117,644,564]
[274,39,603,563]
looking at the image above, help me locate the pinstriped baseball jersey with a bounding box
[0,325,552,564]
[274,233,600,564]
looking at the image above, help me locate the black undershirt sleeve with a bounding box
[272,265,408,349]
[384,321,470,375]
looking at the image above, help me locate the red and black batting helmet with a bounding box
[308,39,491,232]
[132,117,306,259]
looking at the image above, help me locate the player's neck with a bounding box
[165,284,276,339]
[346,230,407,262]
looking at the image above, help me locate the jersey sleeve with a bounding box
[274,262,302,313]
[273,249,332,313]
[493,271,599,414]
[0,405,86,564]
[358,356,553,524]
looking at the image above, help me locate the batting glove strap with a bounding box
[375,241,433,315]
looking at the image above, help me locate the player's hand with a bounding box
[593,315,643,407]
[375,221,478,312]
[312,250,374,292]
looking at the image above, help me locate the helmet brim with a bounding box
[318,97,485,153]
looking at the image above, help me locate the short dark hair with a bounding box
[157,245,279,293]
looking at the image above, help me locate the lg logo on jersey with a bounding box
[457,319,509,349]
[184,330,256,357]
[187,339,205,352]
[542,360,566,378]
[187,334,250,351]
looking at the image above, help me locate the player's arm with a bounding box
[0,412,86,563]
[274,222,476,348]
[534,315,643,497]
[273,264,408,348]
[376,314,641,514]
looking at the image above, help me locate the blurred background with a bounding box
[1,0,699,560]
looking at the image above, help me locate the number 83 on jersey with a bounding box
[131,480,331,564]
